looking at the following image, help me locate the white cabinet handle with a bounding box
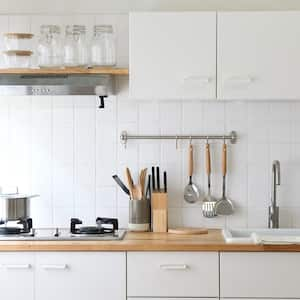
[41,264,68,270]
[226,76,254,84]
[160,264,188,270]
[3,264,31,270]
[183,76,211,84]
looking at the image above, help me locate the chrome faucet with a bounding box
[268,160,280,228]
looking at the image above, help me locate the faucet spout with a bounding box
[268,160,280,228]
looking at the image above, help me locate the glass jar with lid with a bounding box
[38,25,63,68]
[90,25,116,67]
[64,25,88,67]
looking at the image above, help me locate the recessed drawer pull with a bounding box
[226,76,254,84]
[183,76,211,84]
[159,264,188,270]
[41,264,68,270]
[3,264,31,269]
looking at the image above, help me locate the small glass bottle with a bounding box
[90,25,116,67]
[38,25,63,68]
[64,25,88,67]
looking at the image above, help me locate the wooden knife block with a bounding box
[151,191,168,233]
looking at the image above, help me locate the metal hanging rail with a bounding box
[120,130,237,147]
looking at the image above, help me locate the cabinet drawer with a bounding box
[0,252,34,300]
[127,252,218,297]
[36,252,126,300]
[220,252,300,298]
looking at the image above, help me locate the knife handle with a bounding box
[156,167,160,191]
[151,167,155,191]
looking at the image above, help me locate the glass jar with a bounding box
[64,25,88,67]
[38,25,63,68]
[90,25,116,67]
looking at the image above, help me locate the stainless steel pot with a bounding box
[0,194,39,222]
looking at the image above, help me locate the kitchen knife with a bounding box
[151,166,155,191]
[163,171,167,193]
[112,175,130,195]
[156,166,160,191]
[146,174,151,199]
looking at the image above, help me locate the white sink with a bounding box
[223,228,300,244]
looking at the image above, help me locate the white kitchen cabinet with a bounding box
[0,252,34,300]
[220,252,300,298]
[129,298,215,300]
[129,12,216,100]
[35,252,126,300]
[127,252,219,297]
[218,12,300,100]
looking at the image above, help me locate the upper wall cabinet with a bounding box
[129,12,217,100]
[218,12,300,100]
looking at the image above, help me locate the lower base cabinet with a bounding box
[0,253,34,300]
[127,252,219,297]
[36,252,126,300]
[220,252,300,298]
[0,252,126,300]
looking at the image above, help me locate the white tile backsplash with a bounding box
[0,13,298,229]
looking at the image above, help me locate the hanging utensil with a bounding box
[202,139,217,217]
[215,141,234,215]
[184,143,200,203]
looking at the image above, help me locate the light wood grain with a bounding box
[0,67,129,75]
[168,227,209,235]
[0,229,300,251]
[152,192,168,233]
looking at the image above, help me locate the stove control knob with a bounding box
[54,228,59,237]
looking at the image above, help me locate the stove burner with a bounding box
[70,217,119,235]
[0,227,22,235]
[0,218,33,235]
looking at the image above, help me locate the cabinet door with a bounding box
[130,12,216,100]
[127,252,219,297]
[218,12,300,100]
[220,252,300,298]
[36,252,126,300]
[0,252,34,300]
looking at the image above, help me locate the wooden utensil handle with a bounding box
[222,143,227,176]
[188,144,193,177]
[205,143,211,175]
[125,167,134,198]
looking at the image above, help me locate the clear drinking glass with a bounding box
[90,25,116,67]
[64,25,88,67]
[38,25,63,68]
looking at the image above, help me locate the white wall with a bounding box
[1,0,300,14]
[0,12,299,229]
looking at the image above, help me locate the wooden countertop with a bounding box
[0,229,300,252]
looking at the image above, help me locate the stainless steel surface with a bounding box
[202,201,217,218]
[0,74,114,96]
[120,130,237,145]
[268,160,280,228]
[215,143,234,216]
[215,179,234,215]
[0,194,39,222]
[0,228,126,241]
[184,144,201,204]
[202,142,217,218]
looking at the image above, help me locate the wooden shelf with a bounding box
[0,67,129,75]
